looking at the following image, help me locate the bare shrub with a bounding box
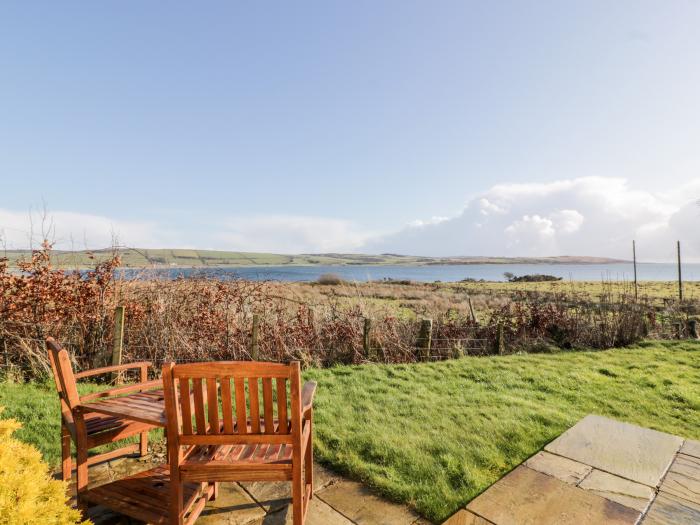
[316,273,343,285]
[0,243,678,380]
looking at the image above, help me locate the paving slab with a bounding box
[578,469,654,512]
[441,509,494,524]
[680,439,700,459]
[524,451,591,485]
[240,464,341,513]
[658,453,700,504]
[67,457,425,525]
[84,506,136,525]
[238,480,289,513]
[644,492,700,525]
[466,466,640,525]
[255,497,354,525]
[544,415,682,487]
[316,479,423,525]
[107,457,160,483]
[197,482,266,525]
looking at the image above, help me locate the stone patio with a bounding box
[66,415,700,525]
[444,415,700,525]
[66,458,429,525]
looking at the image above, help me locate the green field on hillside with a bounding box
[2,341,698,522]
[3,248,622,269]
[451,279,700,300]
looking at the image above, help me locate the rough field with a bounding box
[2,340,698,523]
[276,279,700,320]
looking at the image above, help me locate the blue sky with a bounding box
[1,1,699,259]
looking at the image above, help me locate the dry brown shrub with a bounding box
[1,243,683,379]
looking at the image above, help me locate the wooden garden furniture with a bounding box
[162,361,317,525]
[71,368,215,524]
[46,337,161,493]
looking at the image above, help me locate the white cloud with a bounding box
[550,209,584,234]
[2,176,699,260]
[213,215,371,253]
[505,215,556,238]
[367,176,700,261]
[478,198,506,216]
[407,216,449,228]
[0,208,165,250]
[0,208,371,254]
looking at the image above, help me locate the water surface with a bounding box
[118,262,700,282]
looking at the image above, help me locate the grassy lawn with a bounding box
[2,341,699,523]
[304,341,700,522]
[0,381,163,467]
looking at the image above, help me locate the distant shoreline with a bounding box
[3,248,628,270]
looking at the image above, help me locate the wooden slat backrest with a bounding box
[162,361,301,446]
[46,338,81,434]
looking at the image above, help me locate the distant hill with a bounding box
[2,248,627,269]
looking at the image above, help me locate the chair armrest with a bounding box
[74,361,151,379]
[302,381,317,417]
[80,379,162,401]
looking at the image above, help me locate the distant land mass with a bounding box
[3,248,627,269]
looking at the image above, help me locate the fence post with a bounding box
[467,296,478,323]
[417,319,433,360]
[111,306,125,383]
[251,314,260,361]
[674,321,683,340]
[497,322,505,355]
[363,317,372,359]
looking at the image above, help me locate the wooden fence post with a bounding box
[674,321,683,340]
[111,306,125,383]
[417,319,433,360]
[363,317,372,359]
[497,322,505,355]
[251,314,260,361]
[467,296,478,323]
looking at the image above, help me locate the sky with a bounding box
[1,1,699,261]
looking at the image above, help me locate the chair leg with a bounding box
[292,461,304,525]
[305,417,314,499]
[168,439,184,525]
[61,424,72,482]
[211,482,219,501]
[75,437,88,510]
[140,430,149,456]
[170,473,184,525]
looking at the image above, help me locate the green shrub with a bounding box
[0,408,87,524]
[504,273,563,282]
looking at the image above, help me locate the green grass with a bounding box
[0,380,162,466]
[4,248,623,269]
[2,341,700,522]
[452,279,700,300]
[304,341,700,522]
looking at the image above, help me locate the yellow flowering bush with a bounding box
[0,408,88,525]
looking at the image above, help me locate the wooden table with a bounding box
[76,386,213,524]
[78,389,168,427]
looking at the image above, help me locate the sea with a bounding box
[117,262,700,283]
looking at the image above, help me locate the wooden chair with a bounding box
[46,337,161,494]
[162,361,317,525]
